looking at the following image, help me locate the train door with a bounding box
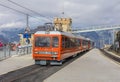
[79,39,82,51]
[88,40,90,49]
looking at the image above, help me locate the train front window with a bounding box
[52,37,59,47]
[35,37,50,47]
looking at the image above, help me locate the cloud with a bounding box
[0,0,120,29]
[0,21,24,28]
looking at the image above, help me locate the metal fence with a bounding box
[17,45,32,55]
[0,44,32,61]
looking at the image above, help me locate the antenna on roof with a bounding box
[61,2,65,17]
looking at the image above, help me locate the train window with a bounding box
[76,39,80,46]
[70,38,75,47]
[35,37,50,47]
[83,40,88,46]
[67,38,71,48]
[65,37,67,48]
[62,37,65,48]
[79,39,82,46]
[82,40,85,46]
[52,37,59,47]
[64,37,71,48]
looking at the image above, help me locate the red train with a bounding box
[32,31,94,65]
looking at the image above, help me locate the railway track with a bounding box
[0,51,87,82]
[0,65,43,82]
[100,49,120,64]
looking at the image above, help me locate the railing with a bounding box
[72,25,120,33]
[0,44,32,61]
[17,44,32,55]
[0,45,11,60]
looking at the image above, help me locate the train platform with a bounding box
[0,54,34,75]
[44,49,120,82]
[104,49,120,59]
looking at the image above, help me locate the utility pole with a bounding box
[26,14,29,28]
[103,38,105,48]
[61,2,65,17]
[25,14,30,32]
[108,31,111,45]
[109,38,111,45]
[112,29,115,44]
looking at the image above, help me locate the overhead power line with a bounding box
[0,3,26,15]
[8,0,52,21]
[0,3,48,22]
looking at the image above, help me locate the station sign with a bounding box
[23,33,31,38]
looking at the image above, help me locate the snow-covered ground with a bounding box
[0,54,34,75]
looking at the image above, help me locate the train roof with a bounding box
[35,31,89,40]
[35,31,72,35]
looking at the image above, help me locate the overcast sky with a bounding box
[0,0,120,29]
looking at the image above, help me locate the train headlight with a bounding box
[51,52,58,55]
[51,52,58,57]
[34,51,39,54]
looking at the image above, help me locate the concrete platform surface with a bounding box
[44,49,120,82]
[0,54,34,75]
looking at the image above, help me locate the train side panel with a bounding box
[60,36,83,60]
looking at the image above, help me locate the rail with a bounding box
[100,49,120,64]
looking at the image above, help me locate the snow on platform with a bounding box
[44,49,120,82]
[0,54,34,75]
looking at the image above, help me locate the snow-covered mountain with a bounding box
[0,28,24,43]
[0,26,113,48]
[80,30,113,48]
